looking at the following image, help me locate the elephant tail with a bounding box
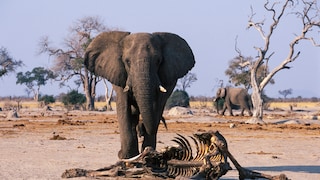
[161,116,168,130]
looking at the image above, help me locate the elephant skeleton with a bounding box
[62,131,288,180]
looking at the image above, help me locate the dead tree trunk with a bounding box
[247,66,265,124]
[83,70,97,111]
[103,79,113,111]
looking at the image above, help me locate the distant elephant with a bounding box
[214,87,253,116]
[84,31,195,159]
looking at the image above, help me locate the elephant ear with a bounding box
[220,88,226,98]
[84,31,130,87]
[153,32,195,86]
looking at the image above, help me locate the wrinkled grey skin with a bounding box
[84,31,195,159]
[214,87,253,116]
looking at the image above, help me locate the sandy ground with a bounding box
[0,107,320,180]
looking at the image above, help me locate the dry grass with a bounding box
[189,101,320,110]
[268,102,320,109]
[1,101,319,111]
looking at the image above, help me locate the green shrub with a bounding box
[165,90,190,109]
[39,95,55,105]
[62,90,86,107]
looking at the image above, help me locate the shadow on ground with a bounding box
[248,165,320,173]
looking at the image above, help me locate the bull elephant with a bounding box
[214,87,253,116]
[84,31,195,159]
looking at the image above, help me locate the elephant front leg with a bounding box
[240,108,245,116]
[142,132,157,151]
[114,87,139,159]
[117,106,139,159]
[221,104,227,115]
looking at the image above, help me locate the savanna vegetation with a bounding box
[0,1,319,124]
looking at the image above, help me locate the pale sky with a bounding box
[1,0,319,98]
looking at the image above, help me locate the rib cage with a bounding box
[160,131,230,178]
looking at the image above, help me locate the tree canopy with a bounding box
[279,88,293,99]
[16,67,56,101]
[0,47,23,77]
[225,56,274,90]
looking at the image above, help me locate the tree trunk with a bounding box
[105,92,113,111]
[33,87,39,102]
[247,88,264,124]
[84,70,96,111]
[85,92,95,111]
[247,67,265,124]
[103,79,113,111]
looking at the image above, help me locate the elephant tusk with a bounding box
[121,147,154,163]
[159,85,167,93]
[123,85,130,92]
[121,153,143,163]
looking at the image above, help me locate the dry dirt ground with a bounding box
[0,107,320,180]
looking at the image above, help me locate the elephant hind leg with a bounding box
[227,106,233,116]
[240,109,245,116]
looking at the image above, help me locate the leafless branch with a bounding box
[234,36,243,60]
[234,36,251,68]
[307,37,320,46]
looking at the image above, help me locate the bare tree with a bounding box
[238,0,320,123]
[0,47,23,77]
[279,88,293,99]
[176,72,197,91]
[38,16,107,110]
[103,79,114,111]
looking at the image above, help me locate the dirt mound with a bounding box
[167,106,193,116]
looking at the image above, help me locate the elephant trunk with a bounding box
[214,97,221,114]
[132,61,159,149]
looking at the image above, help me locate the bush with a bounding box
[165,90,190,109]
[61,90,86,109]
[39,95,55,105]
